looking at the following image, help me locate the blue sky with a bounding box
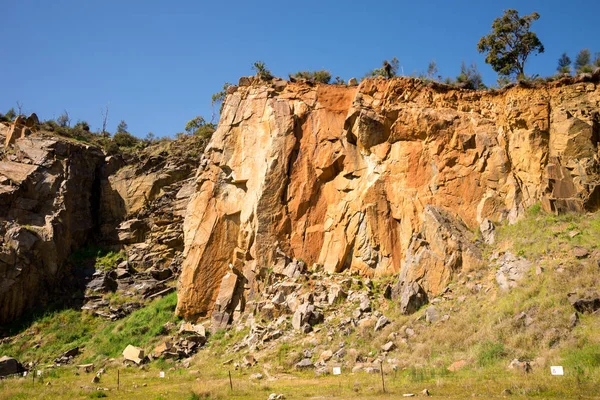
[1,0,598,138]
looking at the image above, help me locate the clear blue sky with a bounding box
[1,0,598,138]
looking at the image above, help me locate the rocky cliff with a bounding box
[0,132,104,323]
[0,122,206,325]
[177,75,600,321]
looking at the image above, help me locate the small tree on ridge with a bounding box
[477,9,544,79]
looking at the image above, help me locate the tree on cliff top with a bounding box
[185,115,215,139]
[575,49,593,73]
[477,9,544,79]
[557,52,572,75]
[252,61,273,81]
[364,57,399,79]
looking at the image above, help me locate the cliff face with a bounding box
[0,134,104,324]
[177,77,600,321]
[0,124,205,324]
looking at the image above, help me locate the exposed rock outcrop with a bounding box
[178,77,600,321]
[0,134,104,324]
[0,128,206,324]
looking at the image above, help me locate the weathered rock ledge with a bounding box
[177,76,600,321]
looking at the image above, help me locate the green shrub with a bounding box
[94,250,124,271]
[290,70,332,84]
[211,82,232,117]
[563,345,600,369]
[2,107,16,122]
[527,202,542,217]
[575,49,591,73]
[364,57,399,79]
[74,120,90,132]
[252,61,273,81]
[477,340,506,366]
[185,116,216,139]
[456,61,486,90]
[69,245,123,270]
[113,131,139,148]
[557,52,572,75]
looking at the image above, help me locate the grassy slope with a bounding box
[0,293,180,365]
[1,207,600,399]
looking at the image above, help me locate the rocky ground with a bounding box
[1,206,600,399]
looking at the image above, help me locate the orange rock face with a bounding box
[176,77,600,321]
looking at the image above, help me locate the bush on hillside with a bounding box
[113,131,139,148]
[456,61,486,90]
[0,107,16,122]
[290,69,332,84]
[252,61,274,81]
[185,115,216,139]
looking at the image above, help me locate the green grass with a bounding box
[498,206,600,260]
[89,292,180,360]
[477,340,507,367]
[69,244,126,271]
[0,293,180,364]
[562,344,600,370]
[0,308,101,362]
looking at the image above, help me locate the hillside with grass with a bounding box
[0,204,599,399]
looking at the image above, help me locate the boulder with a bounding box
[271,292,286,305]
[243,355,257,367]
[359,295,371,313]
[294,358,314,370]
[54,346,80,364]
[425,306,439,324]
[319,350,333,362]
[150,268,173,281]
[374,316,390,331]
[122,345,145,364]
[570,312,579,328]
[282,260,305,278]
[392,281,428,315]
[292,302,315,330]
[24,113,39,128]
[568,290,600,313]
[179,322,206,336]
[86,272,118,293]
[154,342,172,356]
[396,206,482,299]
[573,246,589,259]
[211,271,241,330]
[238,76,254,86]
[495,252,532,290]
[381,341,396,352]
[508,358,531,373]
[327,286,347,305]
[117,218,148,244]
[249,373,263,380]
[0,356,24,377]
[77,364,95,373]
[479,218,496,244]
